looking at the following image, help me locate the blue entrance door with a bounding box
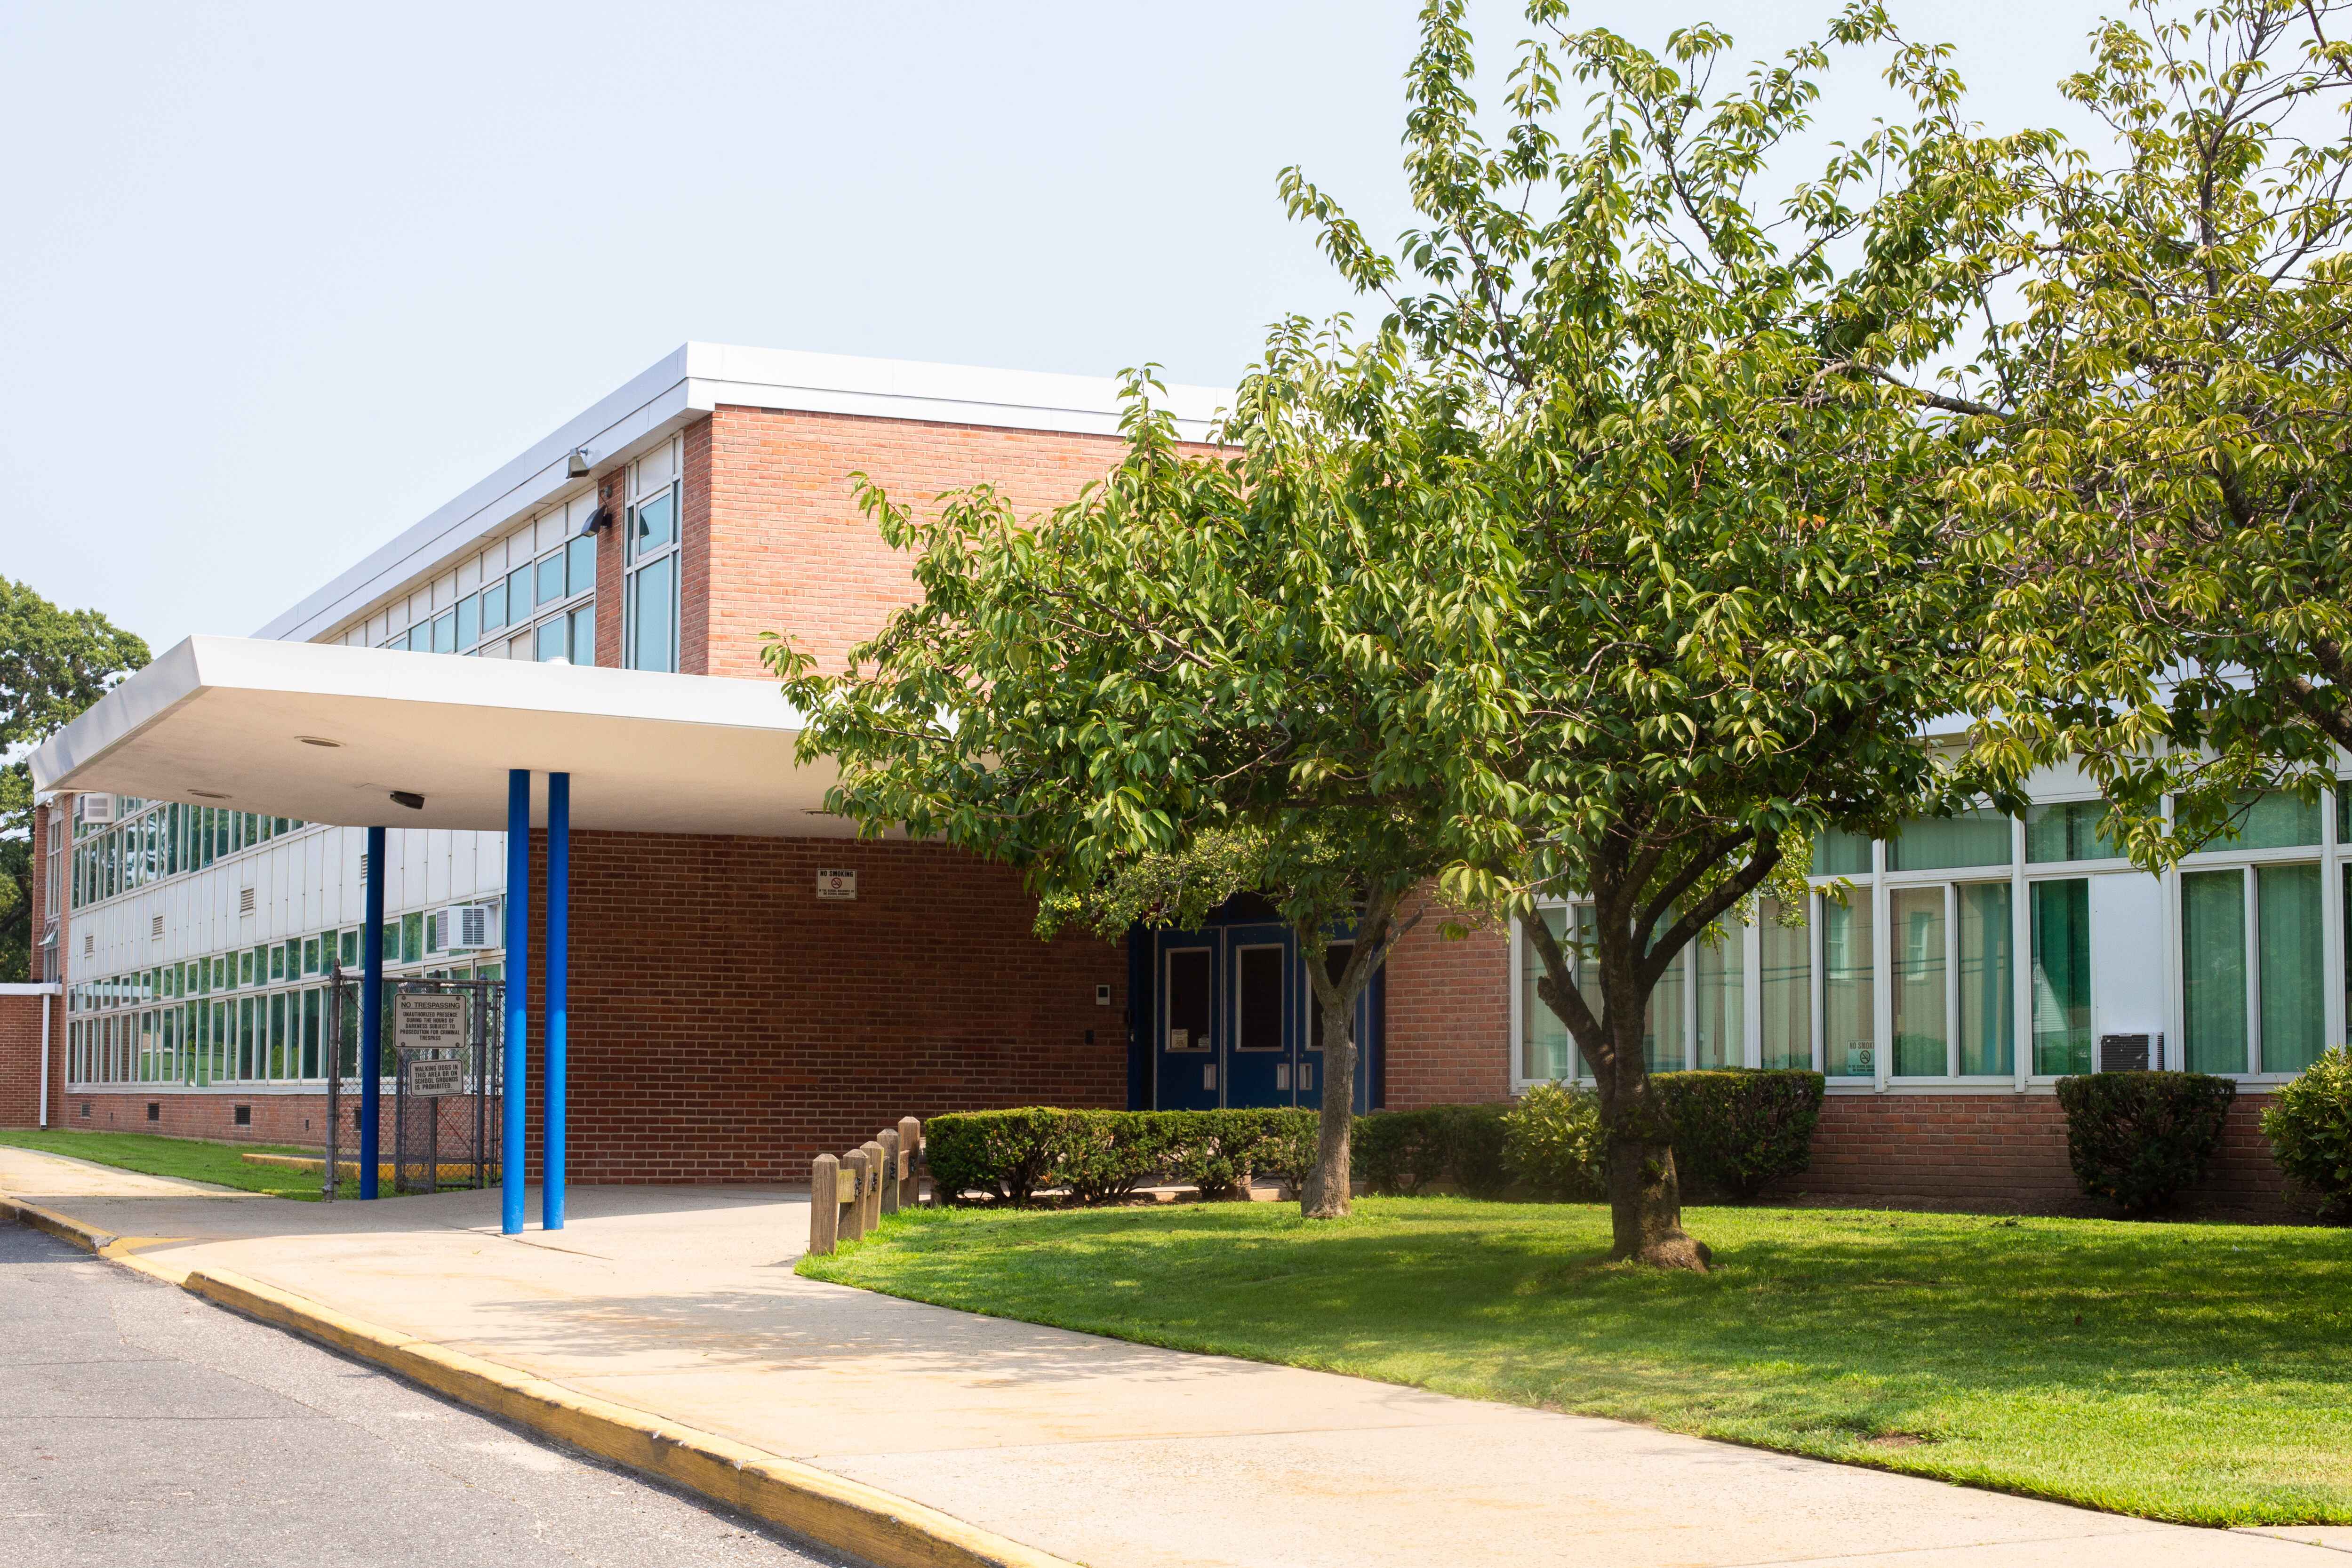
[1154,936,1222,1110]
[1224,922,1296,1107]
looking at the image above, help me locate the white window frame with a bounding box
[624,452,682,674]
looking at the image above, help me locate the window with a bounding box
[508,564,535,618]
[1824,895,1874,1078]
[535,618,568,663]
[456,593,480,649]
[2232,789,2322,850]
[1758,896,1811,1069]
[2026,801,2120,864]
[401,912,424,964]
[1518,907,1581,1080]
[432,609,457,654]
[1814,827,1871,877]
[566,534,596,596]
[1234,945,1284,1051]
[2183,863,2323,1074]
[2030,879,2092,1074]
[1891,808,2011,872]
[480,576,507,632]
[1694,923,1742,1069]
[569,604,595,667]
[535,551,565,608]
[626,479,680,673]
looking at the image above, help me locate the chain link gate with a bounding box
[323,968,503,1201]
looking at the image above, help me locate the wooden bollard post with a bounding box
[860,1139,886,1233]
[808,1152,840,1256]
[898,1116,921,1208]
[840,1149,869,1243]
[877,1129,901,1216]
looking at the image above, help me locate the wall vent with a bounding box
[359,852,370,883]
[151,913,165,938]
[233,1104,251,1127]
[82,932,94,957]
[239,887,256,916]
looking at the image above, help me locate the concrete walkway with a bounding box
[2,1144,2342,1568]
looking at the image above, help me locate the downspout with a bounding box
[38,991,50,1128]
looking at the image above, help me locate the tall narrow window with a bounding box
[1891,886,1946,1076]
[626,481,680,673]
[1694,921,1743,1068]
[2182,869,2248,1073]
[1957,882,2013,1075]
[1823,895,1874,1078]
[1520,909,1576,1080]
[2257,863,2323,1073]
[2030,879,2092,1075]
[1758,896,1811,1069]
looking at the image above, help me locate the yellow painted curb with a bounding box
[239,1152,496,1183]
[0,1194,118,1254]
[182,1267,1081,1568]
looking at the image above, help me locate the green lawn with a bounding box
[801,1199,2352,1526]
[0,1128,355,1200]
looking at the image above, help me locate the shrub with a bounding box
[1653,1069,1826,1201]
[1054,1111,1175,1205]
[1248,1109,1323,1194]
[2056,1071,2237,1212]
[1351,1104,1513,1197]
[1502,1082,1605,1199]
[2263,1047,2352,1222]
[1165,1109,1287,1198]
[924,1108,1064,1204]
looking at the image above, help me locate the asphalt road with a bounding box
[0,1222,851,1568]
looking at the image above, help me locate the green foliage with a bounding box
[2263,1048,2352,1223]
[1501,1082,1607,1200]
[1655,1070,1827,1201]
[924,1109,1065,1205]
[2055,1072,2238,1213]
[0,576,148,981]
[1351,1103,1511,1197]
[1950,1,2352,863]
[922,1108,1318,1205]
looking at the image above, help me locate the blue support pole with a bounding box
[360,825,385,1199]
[503,770,529,1236]
[544,772,568,1232]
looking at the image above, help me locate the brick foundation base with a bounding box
[1787,1091,2295,1222]
[54,1089,341,1148]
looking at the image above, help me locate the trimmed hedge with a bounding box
[925,1108,1317,1205]
[1500,1070,1825,1202]
[2263,1047,2352,1222]
[1660,1069,1826,1200]
[1353,1104,1512,1197]
[2056,1071,2236,1213]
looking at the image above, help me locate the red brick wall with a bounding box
[1384,911,1512,1108]
[0,992,54,1129]
[696,405,1153,680]
[513,829,1127,1183]
[1790,1091,2292,1221]
[48,1088,338,1146]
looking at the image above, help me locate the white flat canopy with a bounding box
[29,636,855,836]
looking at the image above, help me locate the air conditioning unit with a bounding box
[441,902,498,952]
[77,794,114,825]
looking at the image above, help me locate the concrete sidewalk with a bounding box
[2,1143,2341,1568]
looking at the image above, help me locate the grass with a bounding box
[801,1198,2352,1527]
[0,1127,359,1200]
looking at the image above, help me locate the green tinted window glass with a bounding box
[508,564,535,615]
[2338,785,2350,845]
[480,577,508,632]
[2258,863,2324,1074]
[536,553,564,607]
[1824,895,1874,1077]
[2026,800,2121,864]
[1813,827,1872,878]
[455,593,480,649]
[628,552,675,672]
[270,945,285,981]
[1957,882,2013,1076]
[303,937,320,975]
[1695,920,1743,1070]
[432,610,456,654]
[570,605,595,667]
[237,951,253,987]
[1758,895,1811,1070]
[2182,868,2248,1073]
[2031,879,2092,1075]
[1892,808,2012,872]
[1891,886,1946,1076]
[340,929,358,967]
[401,912,423,964]
[2233,789,2321,849]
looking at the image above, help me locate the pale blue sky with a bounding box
[1,0,2100,652]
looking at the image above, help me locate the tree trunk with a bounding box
[1298,993,1357,1219]
[1602,1021,1708,1271]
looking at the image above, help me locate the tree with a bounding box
[0,576,150,979]
[1945,0,2352,860]
[1277,1,2022,1265]
[768,340,1520,1217]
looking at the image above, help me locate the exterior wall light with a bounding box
[567,448,592,479]
[578,504,612,539]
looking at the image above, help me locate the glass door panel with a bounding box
[2031,879,2092,1075]
[1892,886,1948,1077]
[2182,869,2249,1073]
[1226,926,1295,1107]
[1957,882,2014,1075]
[1824,895,1875,1078]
